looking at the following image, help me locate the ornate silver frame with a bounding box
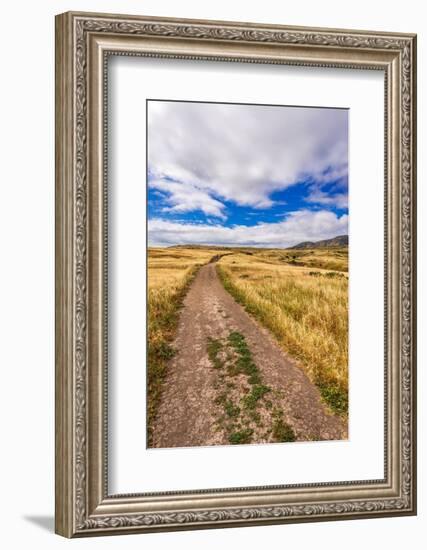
[55,11,417,537]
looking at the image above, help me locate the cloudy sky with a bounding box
[147,100,348,248]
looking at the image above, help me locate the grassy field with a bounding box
[255,247,348,272]
[148,245,349,441]
[147,247,219,442]
[217,247,348,414]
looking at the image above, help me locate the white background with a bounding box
[0,1,424,548]
[110,59,384,493]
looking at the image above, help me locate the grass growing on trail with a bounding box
[272,408,296,442]
[207,330,294,445]
[217,249,348,416]
[224,400,241,418]
[227,331,262,384]
[228,429,254,444]
[147,247,219,444]
[207,338,224,369]
[242,384,271,410]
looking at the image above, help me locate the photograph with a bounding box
[147,99,349,448]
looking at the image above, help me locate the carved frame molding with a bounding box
[55,11,416,537]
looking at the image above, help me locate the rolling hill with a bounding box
[290,235,348,249]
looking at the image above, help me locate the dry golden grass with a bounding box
[148,247,221,285]
[147,247,219,441]
[217,248,348,414]
[147,245,349,431]
[256,247,348,272]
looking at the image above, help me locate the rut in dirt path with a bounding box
[150,261,347,448]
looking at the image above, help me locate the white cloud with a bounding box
[305,189,348,209]
[150,178,226,219]
[148,101,348,217]
[148,210,348,248]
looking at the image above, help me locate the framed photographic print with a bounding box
[55,11,417,537]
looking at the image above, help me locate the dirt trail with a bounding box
[150,262,347,448]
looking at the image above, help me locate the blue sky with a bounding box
[147,100,348,248]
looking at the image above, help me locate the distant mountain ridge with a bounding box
[290,235,348,249]
[165,235,349,250]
